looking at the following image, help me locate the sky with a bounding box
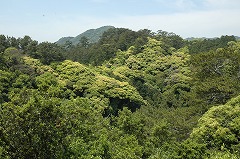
[1,0,240,42]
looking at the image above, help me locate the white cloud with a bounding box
[153,0,201,11]
[32,8,240,41]
[204,0,240,9]
[2,0,239,42]
[154,0,240,11]
[109,9,240,38]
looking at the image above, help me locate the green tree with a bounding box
[8,36,19,49]
[180,94,240,158]
[0,93,65,158]
[190,42,240,105]
[0,70,14,103]
[35,42,65,64]
[19,35,33,51]
[156,30,185,49]
[102,38,192,108]
[25,40,38,55]
[0,35,9,53]
[187,35,236,54]
[3,47,23,66]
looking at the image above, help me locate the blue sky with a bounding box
[1,0,240,42]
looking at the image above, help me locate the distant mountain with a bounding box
[185,37,216,41]
[235,36,240,40]
[186,36,240,41]
[56,36,74,45]
[56,26,115,45]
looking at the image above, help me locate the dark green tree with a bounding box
[35,42,65,64]
[190,41,240,105]
[19,35,33,51]
[0,35,9,53]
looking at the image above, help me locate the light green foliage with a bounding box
[23,56,54,75]
[56,60,145,114]
[116,108,147,141]
[189,95,240,156]
[93,75,144,102]
[36,72,58,90]
[12,59,145,115]
[1,32,240,159]
[107,134,143,159]
[102,38,192,108]
[12,74,32,88]
[0,93,64,158]
[0,55,146,158]
[58,98,111,158]
[3,47,24,67]
[1,92,143,158]
[205,150,239,159]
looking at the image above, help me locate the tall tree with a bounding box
[35,42,65,64]
[190,41,240,105]
[0,35,9,53]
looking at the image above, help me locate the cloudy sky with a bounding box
[1,0,240,42]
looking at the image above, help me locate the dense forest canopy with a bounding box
[0,27,240,158]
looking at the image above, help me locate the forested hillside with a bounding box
[0,28,240,158]
[56,26,114,45]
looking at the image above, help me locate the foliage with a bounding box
[62,27,151,65]
[155,30,185,49]
[190,41,240,105]
[101,38,193,108]
[0,62,144,158]
[187,35,236,54]
[185,95,240,157]
[1,30,240,159]
[55,60,145,115]
[0,70,14,103]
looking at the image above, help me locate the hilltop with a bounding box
[56,25,114,45]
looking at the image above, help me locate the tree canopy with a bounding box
[0,29,240,158]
